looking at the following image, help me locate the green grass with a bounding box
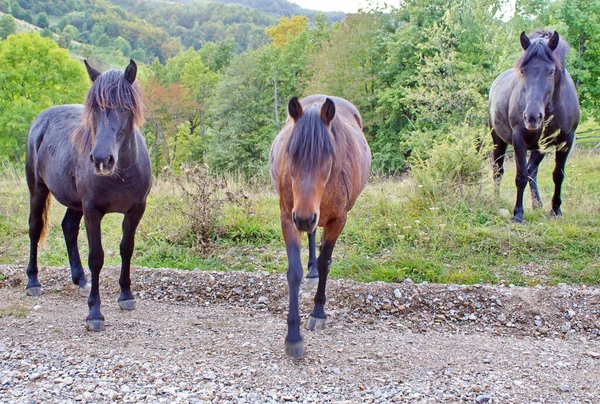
[2,150,600,286]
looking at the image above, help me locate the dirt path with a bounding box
[0,265,599,403]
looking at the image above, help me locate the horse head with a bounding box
[518,31,560,131]
[286,97,336,233]
[83,59,141,176]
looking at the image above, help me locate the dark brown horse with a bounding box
[25,59,152,331]
[269,95,371,358]
[489,31,580,222]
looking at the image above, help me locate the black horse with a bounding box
[489,31,580,223]
[25,59,152,331]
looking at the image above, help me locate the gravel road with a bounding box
[0,264,599,403]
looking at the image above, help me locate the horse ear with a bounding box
[288,97,303,122]
[84,60,101,82]
[548,31,559,51]
[320,98,336,126]
[520,31,530,50]
[124,59,137,84]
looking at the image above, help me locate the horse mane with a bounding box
[72,69,145,153]
[516,30,569,72]
[286,103,336,173]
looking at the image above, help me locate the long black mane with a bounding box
[516,30,568,72]
[73,69,144,153]
[286,104,336,173]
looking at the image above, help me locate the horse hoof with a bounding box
[86,319,105,332]
[285,340,305,359]
[306,315,326,331]
[78,282,91,298]
[512,216,524,224]
[26,287,42,297]
[304,276,318,288]
[118,300,136,311]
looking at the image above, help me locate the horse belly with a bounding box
[37,146,81,210]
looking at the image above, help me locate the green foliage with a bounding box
[0,14,16,39]
[36,11,48,28]
[0,33,88,162]
[410,124,489,203]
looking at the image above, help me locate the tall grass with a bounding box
[2,148,599,286]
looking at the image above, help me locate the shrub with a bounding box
[165,164,248,253]
[410,124,489,202]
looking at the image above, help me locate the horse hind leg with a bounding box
[491,130,507,197]
[62,208,90,297]
[307,216,345,332]
[26,184,51,296]
[306,230,318,284]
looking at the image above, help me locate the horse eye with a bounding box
[549,69,555,76]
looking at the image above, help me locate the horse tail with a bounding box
[38,195,52,246]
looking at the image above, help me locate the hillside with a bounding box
[1,0,344,65]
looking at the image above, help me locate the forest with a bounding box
[1,0,599,177]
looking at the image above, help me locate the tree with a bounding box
[207,47,277,177]
[114,36,132,57]
[265,15,309,48]
[36,12,49,29]
[95,33,110,47]
[0,33,89,162]
[0,14,17,39]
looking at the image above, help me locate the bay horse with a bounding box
[269,95,371,358]
[25,59,152,331]
[489,30,580,223]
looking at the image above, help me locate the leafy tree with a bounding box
[95,33,110,47]
[0,14,17,39]
[0,33,88,162]
[36,12,48,28]
[57,16,68,31]
[39,27,52,38]
[207,47,277,177]
[114,36,132,56]
[265,15,309,48]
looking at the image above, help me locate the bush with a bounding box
[165,164,249,253]
[410,124,489,203]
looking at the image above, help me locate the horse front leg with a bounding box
[281,214,304,358]
[551,139,573,216]
[62,208,90,297]
[513,134,528,223]
[83,206,106,331]
[25,184,50,296]
[117,203,146,311]
[306,230,318,281]
[527,150,545,209]
[306,215,346,332]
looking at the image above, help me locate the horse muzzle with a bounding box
[523,110,543,131]
[90,153,116,176]
[292,212,318,233]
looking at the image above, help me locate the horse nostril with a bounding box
[311,214,317,226]
[538,113,543,120]
[89,153,94,163]
[107,155,114,166]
